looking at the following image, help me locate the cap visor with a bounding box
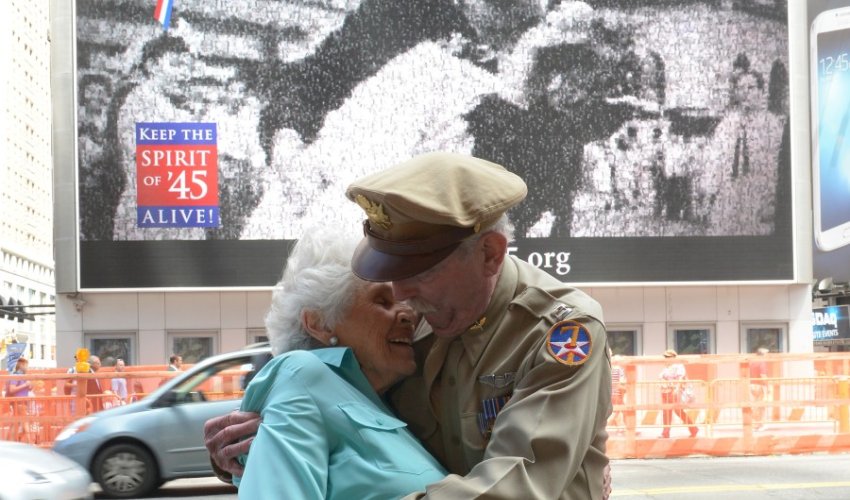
[351,237,459,282]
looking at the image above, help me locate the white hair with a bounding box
[265,227,363,356]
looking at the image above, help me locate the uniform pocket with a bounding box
[338,402,431,474]
[460,412,487,466]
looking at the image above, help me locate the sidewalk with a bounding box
[608,421,850,459]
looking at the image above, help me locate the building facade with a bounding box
[54,284,813,373]
[0,1,56,368]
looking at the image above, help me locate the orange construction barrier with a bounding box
[0,364,245,448]
[2,353,850,457]
[606,352,850,458]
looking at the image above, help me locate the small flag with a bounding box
[154,0,174,31]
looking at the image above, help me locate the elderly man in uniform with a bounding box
[204,152,612,498]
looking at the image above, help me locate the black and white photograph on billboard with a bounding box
[74,0,794,288]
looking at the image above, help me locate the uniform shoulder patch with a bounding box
[546,320,592,366]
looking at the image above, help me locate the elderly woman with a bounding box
[235,229,446,499]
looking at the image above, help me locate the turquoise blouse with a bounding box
[236,347,446,499]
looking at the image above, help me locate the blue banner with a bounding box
[135,123,217,145]
[6,343,27,372]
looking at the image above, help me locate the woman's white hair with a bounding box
[265,227,363,356]
[266,215,513,355]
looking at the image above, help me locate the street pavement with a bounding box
[92,477,235,499]
[114,453,850,499]
[611,453,850,499]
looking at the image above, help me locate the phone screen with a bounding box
[815,27,850,240]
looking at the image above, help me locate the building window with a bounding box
[85,333,136,366]
[168,331,218,364]
[607,326,642,356]
[247,329,268,346]
[668,324,715,354]
[741,323,787,354]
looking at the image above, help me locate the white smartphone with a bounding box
[811,7,850,252]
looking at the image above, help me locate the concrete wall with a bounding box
[55,283,813,369]
[56,290,272,367]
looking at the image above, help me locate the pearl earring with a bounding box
[329,336,339,346]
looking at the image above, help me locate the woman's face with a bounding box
[334,282,418,394]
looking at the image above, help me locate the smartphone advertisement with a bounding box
[811,0,850,282]
[812,6,850,252]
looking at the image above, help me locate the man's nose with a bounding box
[391,279,417,301]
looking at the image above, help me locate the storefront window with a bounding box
[607,327,641,356]
[85,333,136,366]
[168,332,218,364]
[247,329,268,345]
[743,324,786,353]
[669,325,714,354]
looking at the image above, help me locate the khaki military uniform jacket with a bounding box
[389,255,611,499]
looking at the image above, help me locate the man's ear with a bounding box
[479,231,507,277]
[302,310,333,344]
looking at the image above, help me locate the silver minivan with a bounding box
[53,345,271,498]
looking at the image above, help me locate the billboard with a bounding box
[809,0,850,284]
[62,0,795,289]
[812,305,850,345]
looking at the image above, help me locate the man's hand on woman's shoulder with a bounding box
[203,410,262,479]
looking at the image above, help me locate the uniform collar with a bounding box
[454,255,518,366]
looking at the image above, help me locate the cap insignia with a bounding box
[355,194,392,230]
[469,316,487,331]
[546,320,592,366]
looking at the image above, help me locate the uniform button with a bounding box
[448,376,456,386]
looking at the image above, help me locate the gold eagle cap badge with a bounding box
[355,194,392,230]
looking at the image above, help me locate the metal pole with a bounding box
[839,377,849,434]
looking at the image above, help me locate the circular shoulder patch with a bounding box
[546,320,592,366]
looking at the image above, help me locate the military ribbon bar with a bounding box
[477,394,511,440]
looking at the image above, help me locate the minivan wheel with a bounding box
[93,443,159,498]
